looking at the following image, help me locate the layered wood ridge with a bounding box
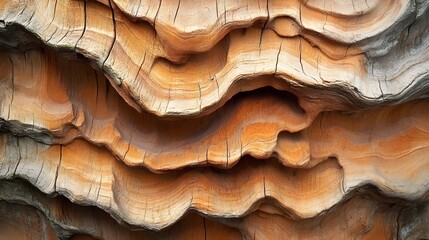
[0,0,429,239]
[1,0,429,116]
[1,179,429,240]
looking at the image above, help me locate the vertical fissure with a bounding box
[54,145,63,192]
[102,0,117,70]
[75,0,87,49]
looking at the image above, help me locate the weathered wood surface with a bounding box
[0,0,428,239]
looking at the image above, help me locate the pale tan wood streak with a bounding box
[1,0,428,116]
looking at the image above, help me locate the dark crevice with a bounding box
[12,137,21,176]
[75,0,87,49]
[274,41,282,74]
[223,0,227,24]
[35,158,45,184]
[299,37,305,75]
[133,51,146,83]
[54,145,63,192]
[258,0,270,55]
[105,77,110,102]
[214,75,220,98]
[46,0,58,28]
[102,0,117,69]
[378,76,385,99]
[24,11,36,28]
[95,175,103,202]
[165,89,171,113]
[153,0,162,28]
[396,206,405,240]
[134,0,142,18]
[46,26,58,43]
[56,27,70,43]
[123,131,133,161]
[364,0,369,9]
[258,28,264,56]
[173,0,181,23]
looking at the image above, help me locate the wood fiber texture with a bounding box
[0,0,428,239]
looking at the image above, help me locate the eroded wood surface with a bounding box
[0,0,428,239]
